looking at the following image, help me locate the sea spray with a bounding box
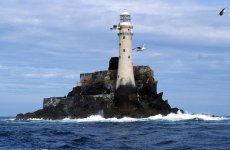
[13,112,228,123]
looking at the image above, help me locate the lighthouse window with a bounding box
[128,55,130,59]
[120,15,131,22]
[119,43,121,46]
[117,75,119,78]
[128,29,130,31]
[123,36,125,39]
[123,49,125,52]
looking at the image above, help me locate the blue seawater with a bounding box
[0,113,230,149]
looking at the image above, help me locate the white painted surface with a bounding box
[121,9,129,15]
[116,10,135,89]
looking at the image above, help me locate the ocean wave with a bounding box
[27,118,45,121]
[62,116,139,123]
[0,117,15,121]
[147,112,227,121]
[3,112,228,122]
[60,112,228,122]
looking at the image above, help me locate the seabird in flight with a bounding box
[219,8,227,16]
[136,44,146,51]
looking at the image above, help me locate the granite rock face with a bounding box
[16,58,181,119]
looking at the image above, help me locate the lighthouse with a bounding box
[116,9,135,89]
[112,10,139,110]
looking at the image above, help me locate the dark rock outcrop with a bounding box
[16,59,182,120]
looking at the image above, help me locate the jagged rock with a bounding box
[16,58,182,120]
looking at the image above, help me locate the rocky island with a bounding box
[16,10,182,120]
[16,58,181,119]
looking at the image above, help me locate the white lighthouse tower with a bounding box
[116,10,135,89]
[111,10,138,109]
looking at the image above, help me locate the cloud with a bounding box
[0,65,8,69]
[1,0,229,45]
[0,65,82,95]
[133,44,230,82]
[1,65,81,79]
[135,24,230,42]
[0,83,65,89]
[0,64,80,87]
[24,73,58,79]
[23,71,80,79]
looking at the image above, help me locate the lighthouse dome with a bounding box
[121,9,129,15]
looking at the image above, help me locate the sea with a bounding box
[0,112,230,150]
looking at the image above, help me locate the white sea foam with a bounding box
[71,115,139,123]
[0,118,15,121]
[60,112,228,123]
[9,112,228,122]
[27,118,44,121]
[147,112,227,121]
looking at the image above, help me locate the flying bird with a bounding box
[136,44,146,51]
[219,8,227,16]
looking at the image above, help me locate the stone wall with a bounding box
[80,70,114,86]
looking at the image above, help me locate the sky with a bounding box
[0,0,230,116]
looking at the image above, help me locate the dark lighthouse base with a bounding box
[114,85,139,111]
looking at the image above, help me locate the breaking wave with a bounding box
[61,112,228,122]
[7,112,228,122]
